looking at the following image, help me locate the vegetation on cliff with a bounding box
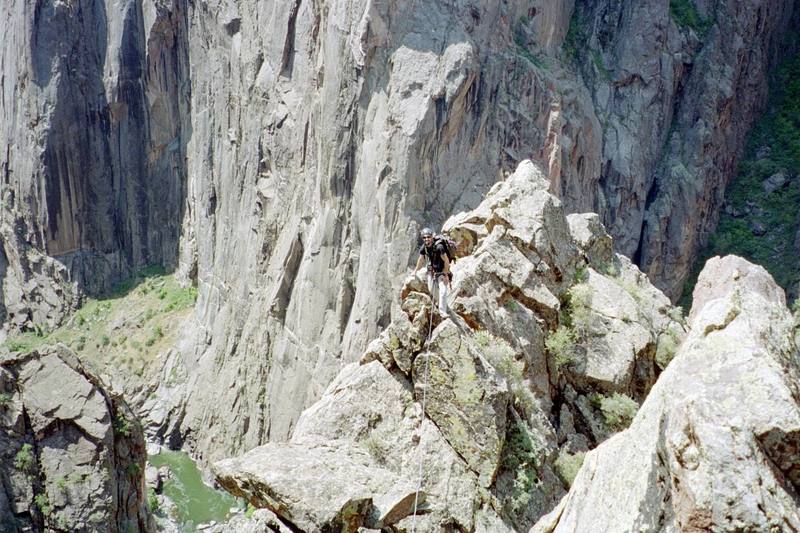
[682,52,800,305]
[0,267,196,378]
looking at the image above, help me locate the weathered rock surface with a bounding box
[0,346,150,532]
[2,0,797,470]
[214,160,683,531]
[533,255,800,532]
[215,438,418,532]
[208,507,293,533]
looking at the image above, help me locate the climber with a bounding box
[415,227,451,316]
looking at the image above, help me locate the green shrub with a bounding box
[34,493,50,516]
[598,393,639,432]
[147,488,160,513]
[545,326,577,370]
[0,392,11,407]
[502,420,546,515]
[554,449,586,488]
[14,444,35,473]
[563,11,587,62]
[361,432,385,464]
[573,266,588,284]
[669,0,711,33]
[567,284,593,333]
[162,285,198,312]
[3,333,41,354]
[100,335,110,347]
[114,415,131,438]
[655,329,680,369]
[620,279,643,302]
[591,50,611,81]
[667,306,685,323]
[473,331,536,413]
[67,472,87,485]
[245,502,256,519]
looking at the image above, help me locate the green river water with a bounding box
[148,450,242,531]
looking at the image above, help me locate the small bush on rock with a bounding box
[147,488,160,513]
[34,493,50,516]
[545,326,577,370]
[361,431,386,464]
[669,0,711,33]
[655,329,680,369]
[14,444,34,473]
[502,420,546,516]
[598,393,639,432]
[567,284,593,333]
[473,331,536,413]
[554,449,586,488]
[114,415,131,438]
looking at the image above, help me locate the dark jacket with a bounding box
[420,243,447,273]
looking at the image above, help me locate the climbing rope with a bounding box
[410,284,437,533]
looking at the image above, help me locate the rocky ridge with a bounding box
[0,345,150,532]
[212,160,683,532]
[534,255,800,532]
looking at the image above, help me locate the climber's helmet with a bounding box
[420,227,434,244]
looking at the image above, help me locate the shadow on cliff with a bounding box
[29,0,191,297]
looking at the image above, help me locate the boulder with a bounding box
[213,441,417,531]
[412,321,509,486]
[0,346,150,532]
[215,360,500,531]
[533,256,800,532]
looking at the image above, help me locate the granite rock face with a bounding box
[1,0,797,465]
[0,0,190,331]
[533,255,800,532]
[213,161,683,532]
[0,346,150,532]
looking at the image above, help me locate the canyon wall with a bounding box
[1,0,797,461]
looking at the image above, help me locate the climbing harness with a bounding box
[410,293,436,533]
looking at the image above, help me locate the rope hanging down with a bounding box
[410,295,436,533]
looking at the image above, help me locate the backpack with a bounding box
[434,234,457,264]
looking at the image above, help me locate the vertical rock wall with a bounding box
[0,0,190,329]
[546,0,799,298]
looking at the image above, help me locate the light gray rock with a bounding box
[214,441,408,531]
[214,160,686,532]
[566,213,614,268]
[566,259,683,400]
[208,507,293,533]
[413,320,509,487]
[0,346,150,532]
[533,256,800,532]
